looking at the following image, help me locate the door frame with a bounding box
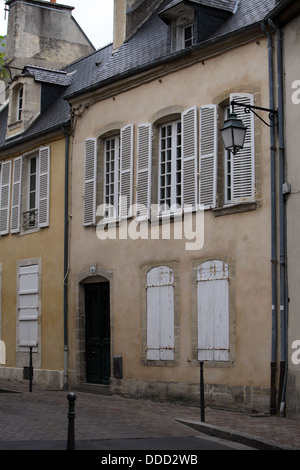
[75,267,113,385]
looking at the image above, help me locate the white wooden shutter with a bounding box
[10,157,23,234]
[230,93,255,201]
[136,124,152,219]
[18,264,39,347]
[146,266,174,360]
[0,160,12,235]
[38,147,50,228]
[197,260,229,361]
[83,138,97,226]
[182,107,197,209]
[199,105,217,208]
[120,125,133,219]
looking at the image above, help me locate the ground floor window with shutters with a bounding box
[141,263,180,365]
[196,260,229,361]
[191,258,235,364]
[17,260,41,352]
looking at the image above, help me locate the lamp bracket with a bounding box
[231,100,278,128]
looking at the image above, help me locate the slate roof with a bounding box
[0,0,277,150]
[159,0,237,14]
[23,65,74,86]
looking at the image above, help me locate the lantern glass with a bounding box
[220,113,247,154]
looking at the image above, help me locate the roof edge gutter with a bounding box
[64,22,264,102]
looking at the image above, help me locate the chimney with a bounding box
[50,0,56,3]
[113,0,163,50]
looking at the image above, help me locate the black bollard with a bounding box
[200,361,205,422]
[67,392,76,450]
[29,347,33,392]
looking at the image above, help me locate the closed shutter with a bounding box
[38,147,50,228]
[18,264,39,347]
[199,105,217,208]
[83,138,97,226]
[146,266,174,360]
[11,157,23,233]
[230,93,255,201]
[197,260,229,361]
[182,107,197,209]
[136,124,152,219]
[120,125,133,219]
[0,160,12,235]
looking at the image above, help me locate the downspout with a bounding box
[62,124,70,391]
[261,21,277,416]
[268,18,288,416]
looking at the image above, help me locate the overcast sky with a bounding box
[0,0,114,49]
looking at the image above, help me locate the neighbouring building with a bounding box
[0,0,96,388]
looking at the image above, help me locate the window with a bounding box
[17,86,23,121]
[18,264,39,348]
[183,24,194,48]
[28,156,38,228]
[159,120,182,212]
[84,125,133,226]
[146,266,175,361]
[197,260,229,361]
[10,147,50,234]
[104,135,120,218]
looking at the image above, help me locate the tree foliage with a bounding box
[0,36,7,79]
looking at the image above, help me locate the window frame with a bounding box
[104,134,121,220]
[158,119,182,214]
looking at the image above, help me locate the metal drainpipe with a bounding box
[62,125,70,391]
[268,18,288,416]
[261,21,277,416]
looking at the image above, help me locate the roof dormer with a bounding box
[6,65,73,140]
[6,75,41,139]
[159,0,235,53]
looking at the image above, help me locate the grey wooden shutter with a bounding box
[18,264,39,347]
[182,107,197,209]
[136,124,152,219]
[230,93,255,201]
[38,147,50,228]
[197,260,229,361]
[146,266,174,360]
[120,125,133,219]
[10,157,23,233]
[83,138,97,226]
[199,104,217,208]
[0,160,12,235]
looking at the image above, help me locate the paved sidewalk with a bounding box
[0,380,299,450]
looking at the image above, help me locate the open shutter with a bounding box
[38,147,50,228]
[197,260,229,361]
[0,160,12,235]
[182,107,197,209]
[230,93,255,201]
[136,124,152,219]
[120,124,133,219]
[199,105,217,208]
[146,266,174,360]
[83,138,97,226]
[11,157,23,233]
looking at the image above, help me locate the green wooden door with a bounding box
[85,282,110,384]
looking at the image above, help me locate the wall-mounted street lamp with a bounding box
[220,100,278,154]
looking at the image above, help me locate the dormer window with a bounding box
[159,0,235,53]
[17,86,23,121]
[182,23,194,48]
